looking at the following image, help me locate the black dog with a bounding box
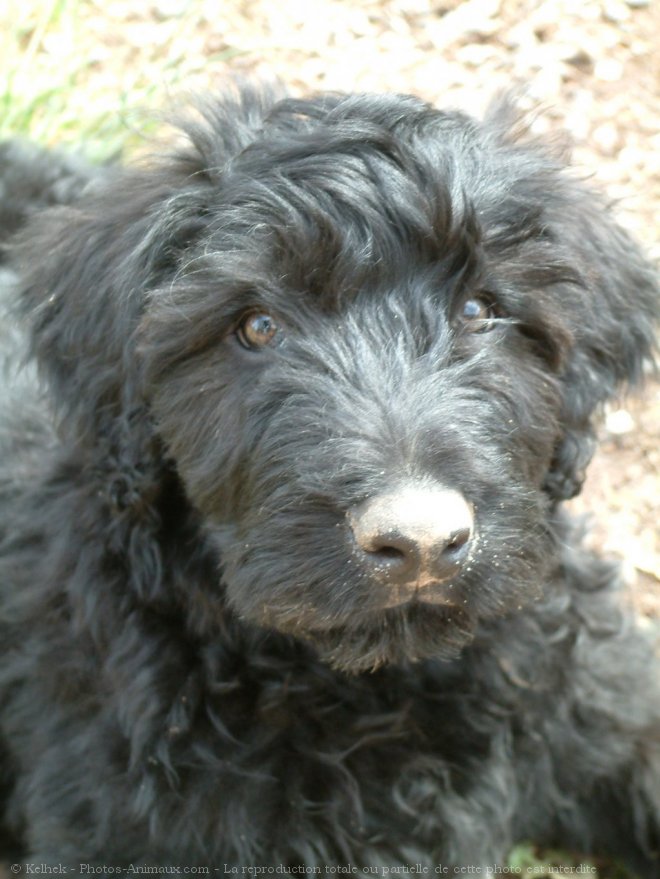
[1,85,659,873]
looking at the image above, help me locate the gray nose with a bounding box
[348,484,474,587]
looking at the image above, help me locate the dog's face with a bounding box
[144,100,570,672]
[19,89,659,673]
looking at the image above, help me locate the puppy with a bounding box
[0,85,658,873]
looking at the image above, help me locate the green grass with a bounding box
[2,0,128,156]
[0,0,244,159]
[508,842,637,879]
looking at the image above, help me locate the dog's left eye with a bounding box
[459,297,497,333]
[236,312,281,350]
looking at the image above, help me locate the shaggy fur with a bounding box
[0,86,659,873]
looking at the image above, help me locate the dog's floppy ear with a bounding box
[483,98,658,500]
[544,189,659,500]
[10,163,216,600]
[15,168,209,438]
[10,89,284,603]
[13,85,283,443]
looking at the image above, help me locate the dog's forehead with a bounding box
[201,96,555,286]
[225,100,487,212]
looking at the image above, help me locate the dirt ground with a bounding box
[6,0,660,617]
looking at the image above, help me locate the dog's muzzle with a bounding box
[348,483,474,606]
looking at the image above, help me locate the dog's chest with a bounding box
[147,654,497,851]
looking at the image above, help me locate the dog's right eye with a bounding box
[235,312,280,350]
[458,296,498,333]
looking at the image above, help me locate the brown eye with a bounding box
[236,312,280,350]
[459,297,497,333]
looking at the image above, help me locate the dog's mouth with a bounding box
[376,578,464,610]
[223,544,478,673]
[273,599,475,674]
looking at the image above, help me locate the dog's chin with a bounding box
[283,602,475,675]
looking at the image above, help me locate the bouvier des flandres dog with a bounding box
[0,85,659,874]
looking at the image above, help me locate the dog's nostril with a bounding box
[370,544,407,561]
[445,528,471,554]
[359,532,420,575]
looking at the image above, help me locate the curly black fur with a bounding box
[0,86,659,873]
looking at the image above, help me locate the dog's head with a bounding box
[16,86,659,672]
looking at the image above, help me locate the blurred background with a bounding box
[1,0,658,608]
